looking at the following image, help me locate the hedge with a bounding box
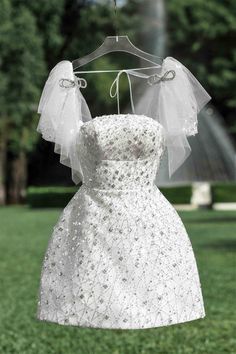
[27,185,192,208]
[26,186,78,208]
[26,183,236,208]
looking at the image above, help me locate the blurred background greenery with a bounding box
[0,0,236,204]
[0,0,236,353]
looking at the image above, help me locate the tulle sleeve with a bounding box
[158,56,212,177]
[36,60,92,184]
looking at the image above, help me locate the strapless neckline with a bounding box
[83,113,164,130]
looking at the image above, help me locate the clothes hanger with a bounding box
[72,1,164,71]
[72,36,164,70]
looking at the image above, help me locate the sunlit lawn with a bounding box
[0,206,235,354]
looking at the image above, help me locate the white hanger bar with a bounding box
[74,65,161,75]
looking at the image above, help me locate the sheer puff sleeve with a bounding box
[158,56,212,177]
[36,60,92,184]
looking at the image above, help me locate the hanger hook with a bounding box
[113,0,119,40]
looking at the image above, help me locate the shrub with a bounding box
[27,186,78,208]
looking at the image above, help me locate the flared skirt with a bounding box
[36,184,205,329]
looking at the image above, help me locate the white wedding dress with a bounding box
[36,58,211,329]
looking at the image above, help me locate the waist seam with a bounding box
[82,184,156,192]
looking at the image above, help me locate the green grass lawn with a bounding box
[0,206,235,354]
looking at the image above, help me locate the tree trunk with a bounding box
[7,151,27,204]
[0,136,7,205]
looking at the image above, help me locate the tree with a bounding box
[167,0,236,131]
[0,0,13,204]
[0,2,45,203]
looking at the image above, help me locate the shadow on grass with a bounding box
[200,239,236,251]
[185,216,236,224]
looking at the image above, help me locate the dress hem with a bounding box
[35,313,206,330]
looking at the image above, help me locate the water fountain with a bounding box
[140,0,236,207]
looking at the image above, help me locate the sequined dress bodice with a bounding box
[78,114,165,190]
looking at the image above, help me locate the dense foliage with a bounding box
[167,0,236,127]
